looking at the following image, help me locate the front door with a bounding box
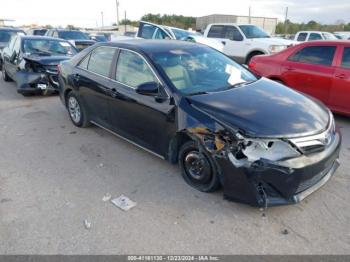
[108,49,176,156]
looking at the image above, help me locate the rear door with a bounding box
[73,46,117,128]
[330,45,350,114]
[281,45,336,105]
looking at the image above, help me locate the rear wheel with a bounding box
[179,141,221,192]
[2,65,11,82]
[66,92,90,127]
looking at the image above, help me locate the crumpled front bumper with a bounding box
[218,130,341,207]
[16,70,60,95]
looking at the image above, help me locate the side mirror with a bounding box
[136,81,160,96]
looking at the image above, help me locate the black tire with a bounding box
[179,141,221,193]
[66,92,90,128]
[245,52,264,65]
[2,65,11,82]
[22,92,35,97]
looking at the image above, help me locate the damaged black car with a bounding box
[58,40,341,207]
[1,35,77,96]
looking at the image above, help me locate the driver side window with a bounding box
[115,50,158,88]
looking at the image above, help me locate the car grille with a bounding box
[289,113,335,155]
[296,162,334,193]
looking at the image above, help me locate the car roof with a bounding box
[49,29,83,32]
[298,40,349,46]
[19,35,69,41]
[0,27,24,32]
[297,31,331,34]
[100,39,204,53]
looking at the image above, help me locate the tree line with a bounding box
[276,20,350,34]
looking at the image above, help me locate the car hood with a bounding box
[23,54,72,65]
[191,36,224,52]
[250,37,297,46]
[187,78,330,138]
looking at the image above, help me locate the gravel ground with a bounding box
[0,78,349,254]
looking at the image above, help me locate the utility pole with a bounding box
[115,0,120,26]
[249,6,251,24]
[124,10,127,32]
[284,7,289,34]
[101,11,104,28]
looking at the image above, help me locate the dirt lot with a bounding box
[0,78,349,255]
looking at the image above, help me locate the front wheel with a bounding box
[179,141,221,192]
[66,92,90,127]
[2,65,11,82]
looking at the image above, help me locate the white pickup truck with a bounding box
[204,23,296,64]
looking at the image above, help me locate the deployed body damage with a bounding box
[178,103,340,207]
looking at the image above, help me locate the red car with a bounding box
[249,41,350,116]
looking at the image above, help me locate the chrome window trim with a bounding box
[76,46,170,98]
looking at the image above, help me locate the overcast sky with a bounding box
[1,0,349,27]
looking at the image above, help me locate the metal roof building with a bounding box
[196,14,278,35]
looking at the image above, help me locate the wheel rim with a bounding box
[184,151,212,184]
[68,96,81,123]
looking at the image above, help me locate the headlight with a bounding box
[269,45,287,53]
[242,139,300,162]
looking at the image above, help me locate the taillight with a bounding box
[248,60,256,70]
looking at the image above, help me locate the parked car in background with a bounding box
[204,23,296,64]
[137,21,224,52]
[58,40,340,207]
[294,31,337,42]
[334,32,350,40]
[124,31,137,37]
[1,35,77,96]
[0,27,25,70]
[45,29,95,51]
[27,28,48,36]
[249,40,350,116]
[89,33,108,42]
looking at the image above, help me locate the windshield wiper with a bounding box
[228,81,255,89]
[187,91,208,96]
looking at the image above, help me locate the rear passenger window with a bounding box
[309,33,322,41]
[115,50,157,88]
[341,47,350,69]
[207,25,225,38]
[79,54,90,70]
[86,47,115,77]
[288,46,336,66]
[297,33,307,42]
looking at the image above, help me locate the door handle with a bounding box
[74,74,80,81]
[335,73,347,79]
[109,88,119,98]
[286,67,295,71]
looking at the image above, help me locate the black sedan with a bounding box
[2,35,77,96]
[58,40,341,207]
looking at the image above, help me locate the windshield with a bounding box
[58,31,89,40]
[239,25,270,39]
[171,28,200,40]
[151,46,257,95]
[23,39,77,56]
[322,32,337,40]
[0,30,23,43]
